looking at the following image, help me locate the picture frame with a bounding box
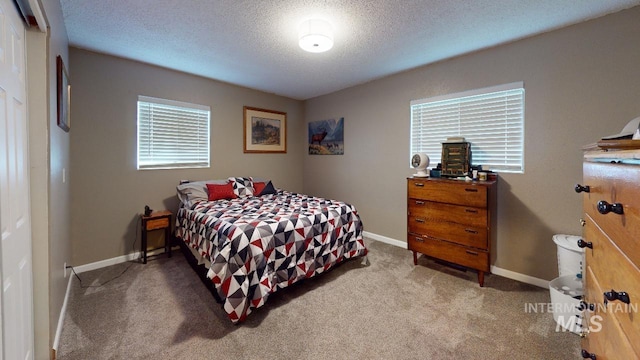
[243,106,286,153]
[56,55,70,132]
[308,117,344,155]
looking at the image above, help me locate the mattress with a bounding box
[175,189,368,322]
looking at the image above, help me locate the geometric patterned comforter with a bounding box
[175,190,368,323]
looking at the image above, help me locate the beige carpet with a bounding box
[58,239,580,359]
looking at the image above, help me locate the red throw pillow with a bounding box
[206,183,237,201]
[253,182,266,196]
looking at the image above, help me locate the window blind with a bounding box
[410,82,524,173]
[137,96,210,170]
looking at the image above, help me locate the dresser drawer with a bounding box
[583,161,640,267]
[583,215,640,353]
[408,233,489,271]
[582,266,639,359]
[407,178,487,208]
[408,216,487,249]
[408,199,487,228]
[146,217,170,231]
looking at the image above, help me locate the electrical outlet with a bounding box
[64,262,67,278]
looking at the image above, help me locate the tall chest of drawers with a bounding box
[579,142,640,359]
[407,177,497,287]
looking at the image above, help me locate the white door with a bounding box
[0,0,34,358]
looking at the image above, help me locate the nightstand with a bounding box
[140,210,172,264]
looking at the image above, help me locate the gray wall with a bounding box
[303,7,640,281]
[27,1,71,357]
[70,7,640,283]
[46,1,72,353]
[69,49,304,265]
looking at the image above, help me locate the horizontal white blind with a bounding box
[137,96,210,170]
[410,82,524,173]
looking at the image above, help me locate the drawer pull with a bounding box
[414,183,425,187]
[465,209,478,213]
[464,188,478,192]
[415,200,425,205]
[415,218,426,223]
[577,239,593,249]
[464,229,478,234]
[577,301,595,311]
[465,250,478,256]
[414,237,424,243]
[574,184,590,193]
[597,200,623,215]
[580,349,596,360]
[603,290,630,305]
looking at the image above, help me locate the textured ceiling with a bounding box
[60,0,640,100]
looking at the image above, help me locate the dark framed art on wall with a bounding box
[308,117,344,155]
[56,55,70,132]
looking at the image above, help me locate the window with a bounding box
[137,96,210,170]
[410,82,524,173]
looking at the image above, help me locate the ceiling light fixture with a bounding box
[298,19,333,53]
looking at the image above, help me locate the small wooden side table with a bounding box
[140,210,172,264]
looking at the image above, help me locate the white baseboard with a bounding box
[364,231,549,289]
[72,247,177,274]
[490,265,549,289]
[72,252,139,274]
[363,231,407,248]
[52,273,74,352]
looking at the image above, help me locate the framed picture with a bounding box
[56,55,70,132]
[308,117,344,155]
[243,106,286,153]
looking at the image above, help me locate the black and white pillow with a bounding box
[228,177,255,197]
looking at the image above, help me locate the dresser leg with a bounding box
[412,251,417,265]
[478,271,484,287]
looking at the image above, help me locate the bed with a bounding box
[174,177,368,323]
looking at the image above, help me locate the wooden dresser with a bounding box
[579,141,640,359]
[407,177,497,286]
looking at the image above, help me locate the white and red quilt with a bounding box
[175,190,368,322]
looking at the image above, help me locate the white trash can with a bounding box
[553,234,583,277]
[549,275,583,334]
[549,234,584,334]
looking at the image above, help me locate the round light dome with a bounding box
[299,19,333,53]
